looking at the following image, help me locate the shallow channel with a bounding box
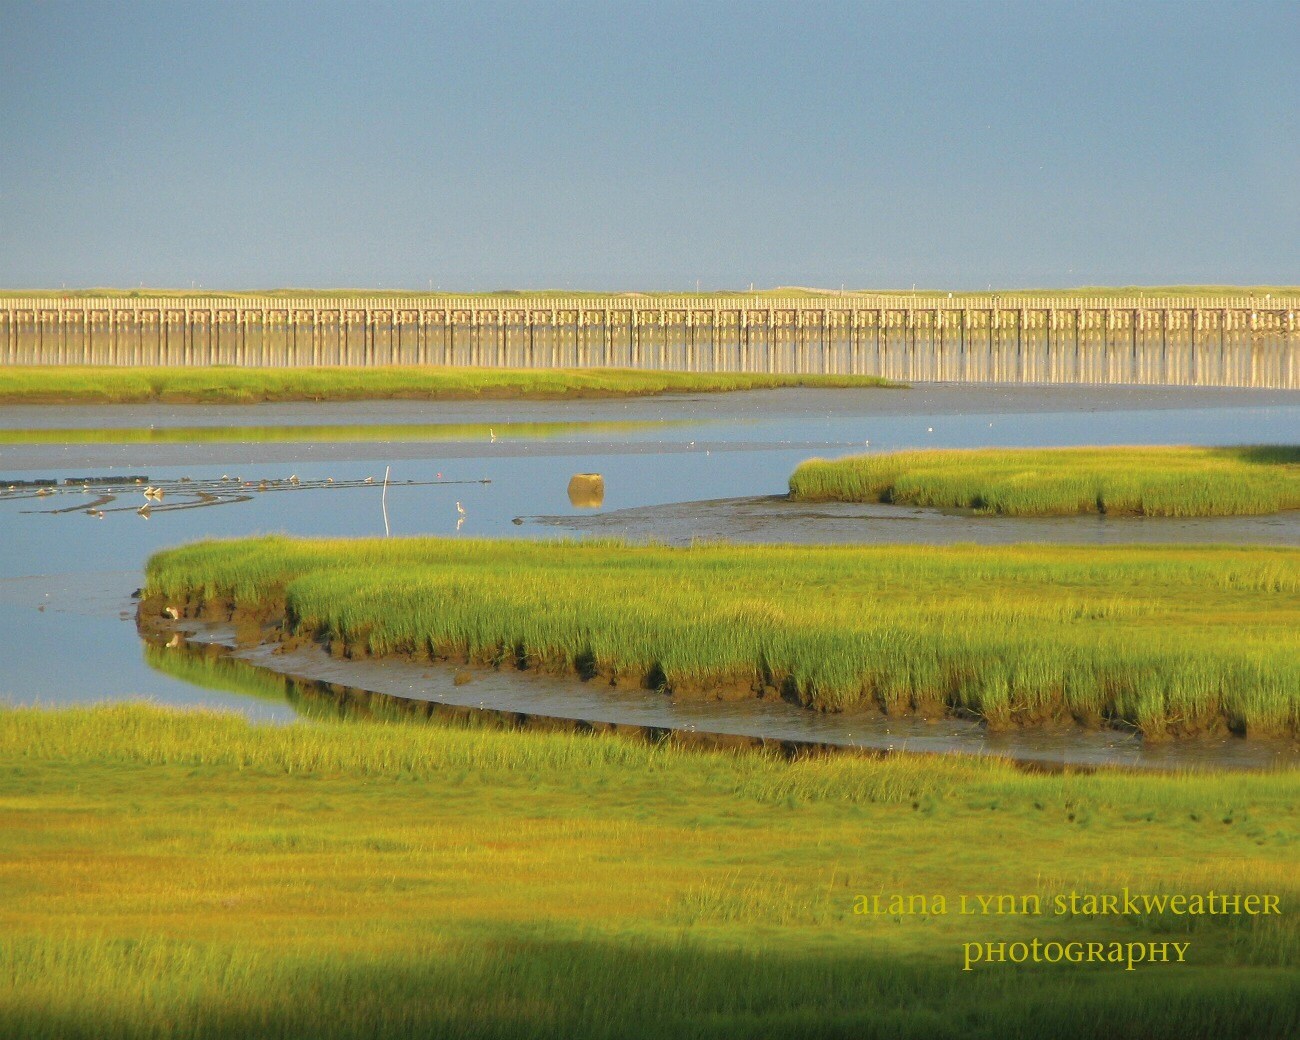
[2,383,1298,767]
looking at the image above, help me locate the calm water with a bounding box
[2,384,1298,766]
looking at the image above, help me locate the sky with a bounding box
[0,0,1296,292]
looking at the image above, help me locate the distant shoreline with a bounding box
[0,366,903,405]
[4,285,1298,301]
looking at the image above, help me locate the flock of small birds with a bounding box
[4,471,489,524]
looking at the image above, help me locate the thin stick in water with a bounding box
[381,465,391,537]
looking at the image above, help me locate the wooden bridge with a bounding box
[2,292,1297,387]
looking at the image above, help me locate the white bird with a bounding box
[927,427,934,433]
[456,501,466,516]
[489,428,497,442]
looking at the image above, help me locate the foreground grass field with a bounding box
[1,704,1296,1039]
[144,537,1300,737]
[789,446,1300,517]
[0,366,899,404]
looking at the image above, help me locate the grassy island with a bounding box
[143,536,1300,738]
[0,366,899,404]
[1,703,1297,1039]
[789,446,1300,517]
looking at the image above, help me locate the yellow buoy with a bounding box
[567,473,604,509]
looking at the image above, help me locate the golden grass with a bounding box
[0,703,1296,1038]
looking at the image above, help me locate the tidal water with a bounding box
[2,384,1297,766]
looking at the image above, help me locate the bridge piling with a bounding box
[1,293,1295,388]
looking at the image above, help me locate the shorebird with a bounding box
[456,501,466,517]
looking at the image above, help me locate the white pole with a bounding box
[381,465,391,537]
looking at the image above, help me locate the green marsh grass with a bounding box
[789,446,1300,517]
[145,536,1300,737]
[0,366,899,404]
[1,704,1296,1039]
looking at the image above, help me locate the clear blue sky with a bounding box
[1,0,1296,291]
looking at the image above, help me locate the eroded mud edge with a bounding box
[135,586,1300,754]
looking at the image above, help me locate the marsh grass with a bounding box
[145,536,1300,737]
[0,418,677,445]
[0,366,899,404]
[0,704,1296,1039]
[789,446,1300,517]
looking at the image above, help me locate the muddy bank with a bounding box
[136,591,1300,758]
[526,495,1300,546]
[142,630,985,768]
